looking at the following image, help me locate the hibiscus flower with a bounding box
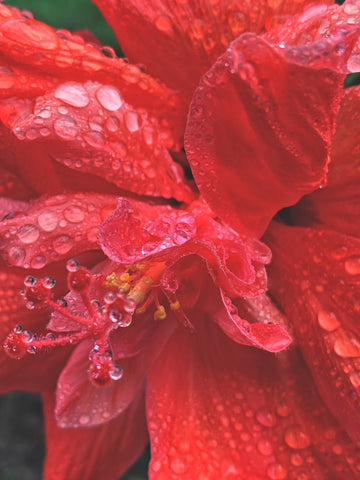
[0,0,360,479]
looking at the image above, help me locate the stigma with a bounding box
[3,258,172,386]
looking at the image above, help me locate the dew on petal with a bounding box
[255,407,277,427]
[7,246,26,266]
[63,206,85,224]
[53,235,73,255]
[155,15,173,32]
[83,131,106,148]
[344,256,360,275]
[55,82,90,108]
[317,309,340,332]
[284,426,311,449]
[349,371,360,388]
[54,116,79,140]
[169,457,187,474]
[334,330,360,358]
[38,211,58,232]
[17,224,40,244]
[267,463,287,480]
[124,111,140,132]
[96,85,124,111]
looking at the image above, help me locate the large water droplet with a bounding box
[334,330,360,358]
[317,309,340,332]
[350,371,360,388]
[267,463,287,479]
[53,235,73,255]
[124,111,140,132]
[38,211,58,232]
[7,246,26,266]
[54,116,79,140]
[17,224,40,244]
[284,426,311,449]
[55,82,90,107]
[78,414,90,425]
[64,206,85,223]
[96,85,123,111]
[257,438,273,456]
[345,255,360,275]
[255,408,276,427]
[83,131,105,148]
[155,15,173,32]
[170,457,187,474]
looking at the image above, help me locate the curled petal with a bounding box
[0,193,117,269]
[265,0,360,72]
[185,28,359,237]
[267,223,360,445]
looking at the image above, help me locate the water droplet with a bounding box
[38,211,58,232]
[345,255,360,275]
[267,463,287,479]
[284,426,311,449]
[276,402,290,417]
[66,258,80,272]
[63,206,85,223]
[255,408,276,427]
[17,224,40,244]
[124,111,140,132]
[155,15,172,32]
[105,116,120,132]
[317,309,340,332]
[30,255,47,269]
[53,235,73,255]
[228,11,246,35]
[257,438,273,456]
[43,276,56,289]
[24,275,36,287]
[350,371,360,388]
[334,330,360,358]
[7,246,26,266]
[54,116,79,140]
[78,414,90,425]
[109,364,123,381]
[170,457,187,474]
[55,82,90,107]
[96,85,123,111]
[0,66,15,88]
[83,131,105,148]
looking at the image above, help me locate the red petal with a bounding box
[147,321,360,479]
[185,28,358,237]
[0,4,181,138]
[266,222,360,445]
[293,86,360,237]
[0,264,70,393]
[8,80,192,201]
[55,340,146,427]
[43,390,148,480]
[265,0,360,71]
[0,193,117,269]
[0,165,35,200]
[93,0,333,97]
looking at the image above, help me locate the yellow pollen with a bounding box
[119,273,130,282]
[136,306,147,314]
[120,282,131,293]
[105,272,124,288]
[170,300,181,311]
[136,262,147,272]
[154,305,166,321]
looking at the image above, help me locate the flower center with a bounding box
[3,258,173,386]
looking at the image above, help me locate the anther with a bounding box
[154,305,166,321]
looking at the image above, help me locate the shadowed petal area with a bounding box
[43,390,148,480]
[0,193,117,269]
[185,29,357,237]
[55,340,146,427]
[147,321,360,479]
[292,86,360,237]
[266,223,360,446]
[92,0,333,97]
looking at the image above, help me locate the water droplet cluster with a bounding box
[12,79,191,202]
[0,193,117,269]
